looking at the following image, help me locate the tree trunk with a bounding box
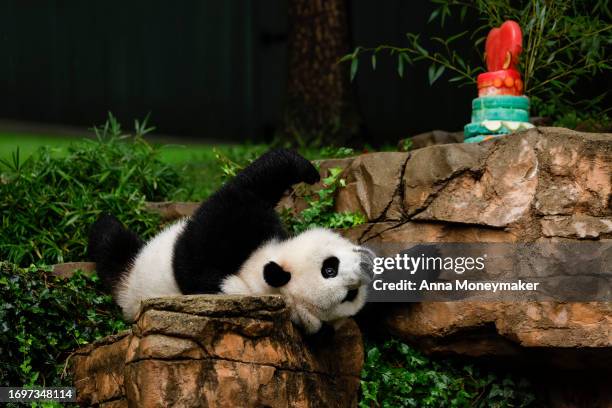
[283,0,359,146]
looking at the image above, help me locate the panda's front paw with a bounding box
[292,304,322,335]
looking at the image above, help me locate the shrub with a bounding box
[282,167,366,233]
[0,261,126,388]
[0,114,180,266]
[361,339,537,408]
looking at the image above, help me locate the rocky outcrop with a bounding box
[334,128,611,356]
[337,128,610,407]
[336,127,611,243]
[385,302,612,366]
[71,295,363,408]
[51,262,95,278]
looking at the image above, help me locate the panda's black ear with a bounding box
[263,262,291,287]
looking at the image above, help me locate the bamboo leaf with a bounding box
[428,9,440,23]
[350,58,359,82]
[429,65,445,85]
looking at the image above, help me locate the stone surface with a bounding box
[51,262,96,278]
[145,201,200,221]
[71,295,363,407]
[322,128,612,374]
[336,152,409,220]
[385,302,612,367]
[332,128,612,243]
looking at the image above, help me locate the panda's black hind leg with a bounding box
[231,148,320,207]
[88,214,143,291]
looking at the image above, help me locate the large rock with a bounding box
[71,295,363,407]
[336,152,409,220]
[339,127,611,243]
[385,302,612,366]
[333,128,611,407]
[333,129,612,355]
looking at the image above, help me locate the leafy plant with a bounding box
[282,167,366,233]
[317,146,356,159]
[0,113,180,266]
[400,138,414,152]
[0,262,126,388]
[344,0,612,124]
[361,339,537,408]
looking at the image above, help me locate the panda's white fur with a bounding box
[221,228,372,333]
[115,219,187,319]
[114,221,372,333]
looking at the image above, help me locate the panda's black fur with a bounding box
[88,214,144,291]
[89,148,320,295]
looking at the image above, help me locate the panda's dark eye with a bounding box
[321,256,339,279]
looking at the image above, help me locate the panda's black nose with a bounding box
[342,288,359,303]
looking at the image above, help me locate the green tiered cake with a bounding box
[464,95,533,143]
[464,21,533,143]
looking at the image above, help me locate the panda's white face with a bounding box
[222,228,374,334]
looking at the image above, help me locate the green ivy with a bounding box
[282,167,366,233]
[361,340,537,408]
[0,262,126,388]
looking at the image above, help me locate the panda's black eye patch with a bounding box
[321,256,339,279]
[263,262,291,287]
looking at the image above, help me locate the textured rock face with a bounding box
[330,128,610,407]
[71,295,363,407]
[336,128,611,243]
[385,302,612,366]
[325,128,611,364]
[145,201,200,221]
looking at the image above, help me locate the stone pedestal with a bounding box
[71,295,363,407]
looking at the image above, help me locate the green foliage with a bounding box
[317,146,356,159]
[282,167,366,233]
[400,138,414,152]
[211,146,268,185]
[0,113,180,266]
[361,339,537,408]
[0,261,126,387]
[344,0,612,125]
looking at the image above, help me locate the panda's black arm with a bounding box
[229,148,320,207]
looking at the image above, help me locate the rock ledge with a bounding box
[71,295,363,408]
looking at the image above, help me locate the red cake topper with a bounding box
[485,20,522,71]
[477,20,524,96]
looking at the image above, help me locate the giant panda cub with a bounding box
[89,149,374,334]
